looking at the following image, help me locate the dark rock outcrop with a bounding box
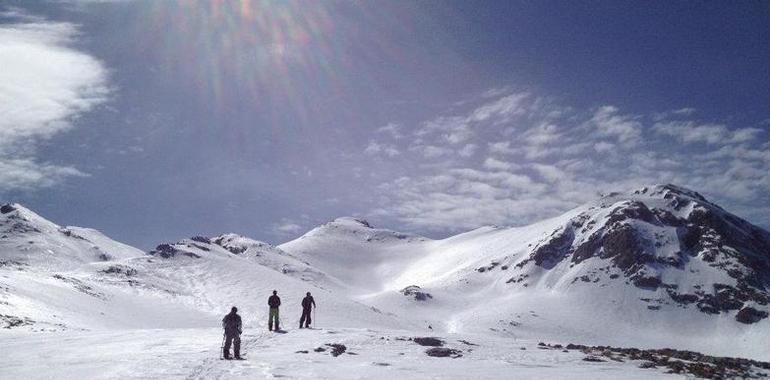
[325,343,347,357]
[148,244,201,259]
[736,307,769,324]
[413,337,444,347]
[425,347,462,358]
[560,342,770,379]
[401,286,433,301]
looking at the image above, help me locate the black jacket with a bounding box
[222,312,242,335]
[268,295,281,308]
[301,296,315,310]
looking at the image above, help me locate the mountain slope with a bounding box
[0,203,144,270]
[2,184,770,368]
[278,185,770,360]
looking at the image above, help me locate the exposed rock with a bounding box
[413,337,444,347]
[190,236,211,244]
[735,307,769,324]
[605,201,656,226]
[401,285,433,301]
[59,228,89,241]
[425,347,462,358]
[52,274,105,299]
[213,236,248,254]
[100,265,138,277]
[0,204,15,214]
[1,314,34,329]
[632,275,662,289]
[149,244,201,259]
[325,343,347,357]
[531,226,574,269]
[561,341,770,379]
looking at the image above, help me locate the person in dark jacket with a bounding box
[299,292,316,328]
[268,290,281,331]
[222,306,242,360]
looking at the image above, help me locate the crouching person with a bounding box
[222,306,243,360]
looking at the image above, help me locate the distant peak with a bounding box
[632,183,709,203]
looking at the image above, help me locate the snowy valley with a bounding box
[1,184,770,379]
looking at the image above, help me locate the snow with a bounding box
[0,328,680,379]
[2,185,770,378]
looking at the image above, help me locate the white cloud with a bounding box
[376,122,402,139]
[483,157,514,171]
[364,141,400,157]
[0,9,109,192]
[488,141,516,155]
[373,169,561,232]
[276,223,301,233]
[412,144,452,159]
[418,116,472,145]
[468,93,529,123]
[365,87,770,233]
[652,121,763,145]
[0,158,88,191]
[593,141,615,153]
[415,91,531,147]
[531,163,565,183]
[480,87,511,99]
[270,219,304,236]
[458,144,477,158]
[589,106,641,145]
[522,123,562,145]
[652,121,727,144]
[672,107,696,116]
[730,128,763,143]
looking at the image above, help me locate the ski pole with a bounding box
[220,333,225,359]
[314,307,317,328]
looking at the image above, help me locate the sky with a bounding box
[1,0,769,249]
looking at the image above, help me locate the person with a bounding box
[221,306,242,360]
[299,292,316,329]
[268,290,281,331]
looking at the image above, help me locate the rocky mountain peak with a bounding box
[503,184,770,323]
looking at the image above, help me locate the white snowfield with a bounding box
[1,184,769,379]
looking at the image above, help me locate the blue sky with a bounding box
[1,1,769,249]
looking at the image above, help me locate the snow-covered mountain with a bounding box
[0,203,144,270]
[2,184,770,378]
[278,184,770,359]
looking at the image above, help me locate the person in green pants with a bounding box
[268,290,281,331]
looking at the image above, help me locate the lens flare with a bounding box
[138,0,402,139]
